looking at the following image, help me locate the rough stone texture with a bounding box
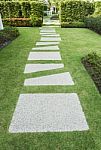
[41,34,60,37]
[32,46,59,50]
[24,64,64,73]
[9,93,89,133]
[24,72,74,86]
[28,52,61,60]
[40,37,61,42]
[36,42,59,46]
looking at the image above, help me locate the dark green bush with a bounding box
[84,16,101,34]
[0,27,19,48]
[61,22,85,28]
[82,52,101,93]
[60,1,94,22]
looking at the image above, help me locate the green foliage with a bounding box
[0,1,43,27]
[84,16,101,35]
[60,1,94,23]
[82,52,101,93]
[21,1,31,18]
[30,15,43,27]
[0,26,19,48]
[61,21,85,28]
[0,2,21,18]
[94,1,101,16]
[30,1,43,26]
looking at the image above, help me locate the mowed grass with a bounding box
[0,27,101,150]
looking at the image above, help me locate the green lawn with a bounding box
[0,27,101,150]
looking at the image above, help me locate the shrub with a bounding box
[82,52,101,93]
[0,27,19,48]
[30,15,42,27]
[3,18,32,27]
[84,16,101,34]
[61,22,85,28]
[60,1,94,22]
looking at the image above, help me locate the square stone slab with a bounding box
[24,72,74,86]
[36,42,59,46]
[41,34,60,37]
[24,64,64,73]
[40,37,61,42]
[28,52,61,60]
[32,46,59,50]
[9,93,89,133]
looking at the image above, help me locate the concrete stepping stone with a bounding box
[24,64,64,73]
[32,46,59,51]
[40,37,61,42]
[9,93,89,133]
[28,52,61,60]
[40,30,56,33]
[24,72,74,86]
[41,34,60,37]
[36,42,59,46]
[40,33,58,35]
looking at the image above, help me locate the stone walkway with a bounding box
[9,26,89,133]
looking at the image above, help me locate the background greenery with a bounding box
[0,1,43,27]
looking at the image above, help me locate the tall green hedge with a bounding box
[94,2,101,16]
[60,1,94,22]
[0,1,43,26]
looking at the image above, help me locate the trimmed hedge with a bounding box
[61,22,85,28]
[3,18,32,27]
[84,16,101,35]
[0,1,43,27]
[94,1,101,16]
[60,1,94,23]
[30,1,43,27]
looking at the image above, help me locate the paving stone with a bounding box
[24,64,64,73]
[24,72,74,86]
[41,34,60,37]
[40,27,54,30]
[40,37,61,42]
[32,46,59,50]
[40,30,56,33]
[40,33,58,35]
[36,42,59,46]
[9,93,89,133]
[28,52,61,60]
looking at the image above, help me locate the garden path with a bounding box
[9,25,89,133]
